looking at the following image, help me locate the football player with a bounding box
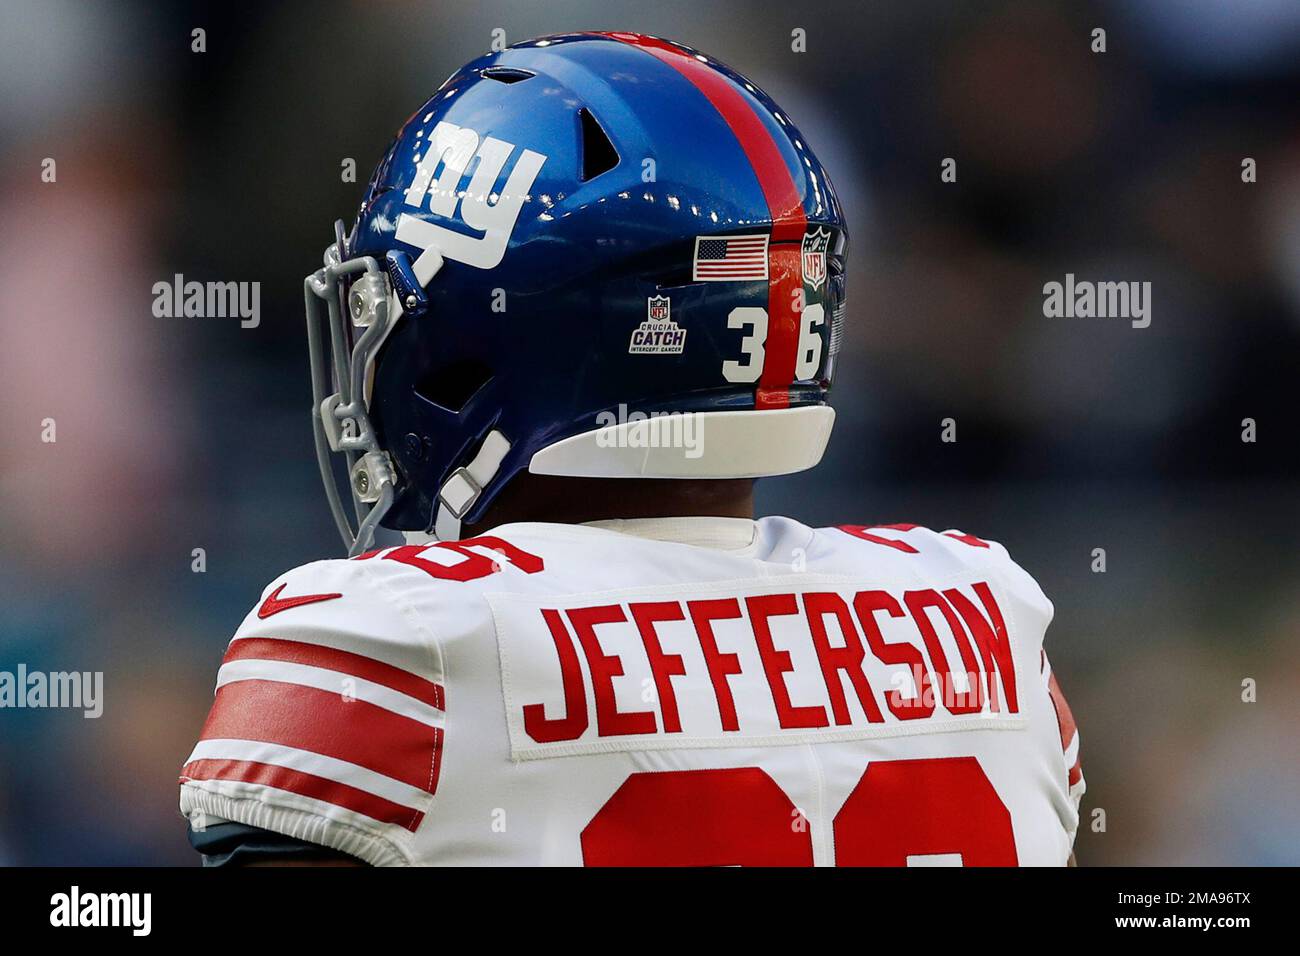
[180,32,1083,866]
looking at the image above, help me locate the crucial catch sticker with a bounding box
[629,295,686,355]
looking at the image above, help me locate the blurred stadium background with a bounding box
[1,0,1297,865]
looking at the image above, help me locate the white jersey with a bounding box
[180,516,1084,866]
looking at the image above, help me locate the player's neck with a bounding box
[462,475,755,535]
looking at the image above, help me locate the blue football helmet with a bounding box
[305,32,847,554]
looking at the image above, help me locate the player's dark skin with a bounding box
[464,474,756,533]
[244,474,1079,867]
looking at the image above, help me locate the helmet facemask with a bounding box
[303,220,437,555]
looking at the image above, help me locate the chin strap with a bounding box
[433,430,512,541]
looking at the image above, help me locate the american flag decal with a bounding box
[180,636,444,832]
[692,234,769,281]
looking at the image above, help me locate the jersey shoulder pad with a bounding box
[934,526,1053,626]
[179,555,446,867]
[229,556,439,658]
[824,522,1054,637]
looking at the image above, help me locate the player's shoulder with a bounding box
[256,533,547,603]
[239,532,559,648]
[228,548,455,679]
[804,520,1053,622]
[186,550,455,868]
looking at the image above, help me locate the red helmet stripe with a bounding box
[759,245,802,409]
[598,32,808,407]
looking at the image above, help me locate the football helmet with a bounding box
[304,32,847,553]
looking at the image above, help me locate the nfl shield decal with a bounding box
[801,227,830,292]
[629,295,686,355]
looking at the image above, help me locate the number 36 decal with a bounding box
[721,304,825,383]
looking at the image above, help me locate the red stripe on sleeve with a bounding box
[1047,671,1082,787]
[1047,672,1077,747]
[180,758,425,831]
[1067,759,1083,788]
[225,637,444,710]
[198,680,441,792]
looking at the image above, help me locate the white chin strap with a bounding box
[433,429,512,541]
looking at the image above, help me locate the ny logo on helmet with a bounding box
[395,121,547,271]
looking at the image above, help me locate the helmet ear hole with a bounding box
[414,359,494,413]
[480,66,535,84]
[578,108,619,181]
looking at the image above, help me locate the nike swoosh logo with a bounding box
[257,583,343,619]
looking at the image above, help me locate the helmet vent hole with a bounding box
[578,108,620,181]
[414,359,494,413]
[481,66,535,84]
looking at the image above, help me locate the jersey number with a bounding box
[580,756,1017,866]
[721,304,825,383]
